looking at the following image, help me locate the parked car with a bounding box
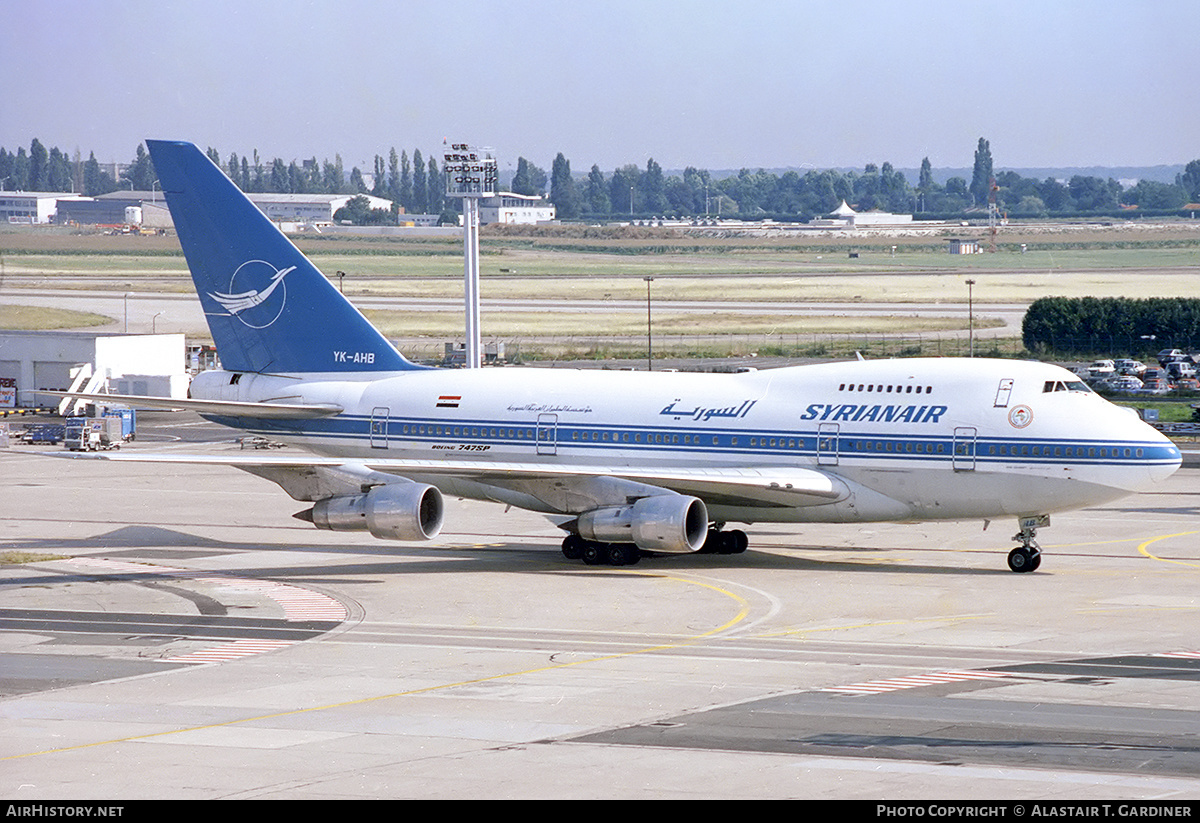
[1134,378,1171,395]
[1087,359,1116,377]
[1101,376,1143,393]
[1166,361,1197,380]
[1114,359,1146,377]
[1157,349,1195,368]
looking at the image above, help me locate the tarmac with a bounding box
[2,412,1199,799]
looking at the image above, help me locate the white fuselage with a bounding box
[191,357,1181,524]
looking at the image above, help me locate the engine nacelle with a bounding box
[306,482,444,541]
[576,495,708,554]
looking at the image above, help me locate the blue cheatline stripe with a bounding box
[210,413,1179,468]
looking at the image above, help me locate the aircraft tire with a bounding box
[718,530,749,554]
[581,542,606,566]
[1007,547,1037,573]
[607,543,640,566]
[562,534,585,560]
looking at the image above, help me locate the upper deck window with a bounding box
[840,382,934,394]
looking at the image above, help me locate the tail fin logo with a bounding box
[206,260,297,329]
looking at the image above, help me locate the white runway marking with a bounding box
[820,669,1014,695]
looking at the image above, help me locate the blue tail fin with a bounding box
[147,139,424,374]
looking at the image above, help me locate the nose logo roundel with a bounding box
[1008,405,1033,428]
[207,260,296,328]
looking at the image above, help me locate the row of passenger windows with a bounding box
[392,422,1140,459]
[399,423,808,448]
[839,383,933,394]
[575,430,707,445]
[574,431,807,448]
[988,444,1141,458]
[839,441,1141,458]
[401,424,537,439]
[844,440,945,454]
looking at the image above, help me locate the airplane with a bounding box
[43,139,1183,573]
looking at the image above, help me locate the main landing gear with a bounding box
[560,525,749,566]
[1007,516,1045,573]
[698,525,749,555]
[561,534,641,566]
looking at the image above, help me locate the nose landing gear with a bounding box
[1007,516,1046,573]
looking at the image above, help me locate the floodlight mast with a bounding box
[444,143,498,369]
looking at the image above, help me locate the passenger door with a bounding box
[952,426,977,471]
[817,422,839,466]
[370,407,389,449]
[536,413,558,456]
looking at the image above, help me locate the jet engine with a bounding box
[299,482,444,541]
[576,495,708,553]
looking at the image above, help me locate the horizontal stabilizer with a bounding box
[28,390,342,419]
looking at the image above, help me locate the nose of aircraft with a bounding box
[1153,432,1183,482]
[1140,417,1182,485]
[1100,403,1182,489]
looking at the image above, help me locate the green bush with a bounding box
[1023,296,1200,355]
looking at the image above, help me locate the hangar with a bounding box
[55,191,173,227]
[0,331,189,410]
[250,192,394,223]
[56,191,397,227]
[1,191,88,224]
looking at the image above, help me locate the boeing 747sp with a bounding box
[47,140,1182,572]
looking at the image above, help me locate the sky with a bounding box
[3,0,1197,175]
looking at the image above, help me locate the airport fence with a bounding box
[397,332,1028,366]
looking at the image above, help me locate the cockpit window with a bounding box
[1043,380,1092,393]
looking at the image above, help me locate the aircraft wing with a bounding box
[47,451,846,509]
[368,457,847,508]
[413,460,844,508]
[29,391,343,419]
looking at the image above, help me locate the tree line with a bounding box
[0,139,164,197]
[4,136,1199,224]
[0,139,457,222]
[541,140,1200,220]
[0,139,85,193]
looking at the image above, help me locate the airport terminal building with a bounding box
[480,192,556,224]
